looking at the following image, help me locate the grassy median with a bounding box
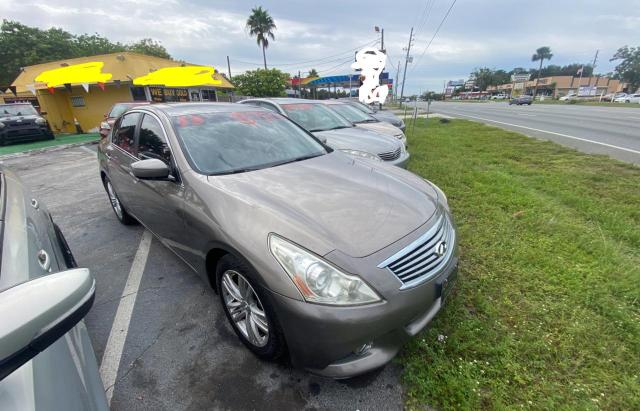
[0,133,99,156]
[401,119,639,410]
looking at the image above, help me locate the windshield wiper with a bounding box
[209,167,261,176]
[326,125,351,130]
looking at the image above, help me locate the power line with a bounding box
[232,38,378,68]
[410,0,457,75]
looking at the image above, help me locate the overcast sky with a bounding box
[1,0,639,94]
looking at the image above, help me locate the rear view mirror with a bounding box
[131,158,170,179]
[0,268,95,381]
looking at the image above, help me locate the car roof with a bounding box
[137,102,270,117]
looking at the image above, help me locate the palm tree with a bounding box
[531,46,553,97]
[246,6,276,69]
[308,68,319,77]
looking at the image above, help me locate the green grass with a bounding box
[0,133,99,156]
[401,119,640,410]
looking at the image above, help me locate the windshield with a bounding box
[0,104,38,117]
[172,111,327,175]
[109,104,134,118]
[327,104,377,123]
[281,103,353,132]
[348,100,375,114]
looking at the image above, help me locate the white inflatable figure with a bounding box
[351,47,388,104]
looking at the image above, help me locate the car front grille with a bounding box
[378,146,401,161]
[378,211,455,288]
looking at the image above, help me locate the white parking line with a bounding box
[444,112,640,155]
[99,230,152,406]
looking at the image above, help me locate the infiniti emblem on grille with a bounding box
[435,241,447,257]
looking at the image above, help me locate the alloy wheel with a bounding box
[221,270,269,347]
[106,181,123,220]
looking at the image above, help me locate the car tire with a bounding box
[216,254,286,361]
[103,177,136,225]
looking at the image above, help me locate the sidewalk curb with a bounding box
[0,140,99,161]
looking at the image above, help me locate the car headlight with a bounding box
[269,234,381,305]
[35,117,47,125]
[339,149,382,162]
[100,121,111,130]
[0,122,5,129]
[394,133,405,140]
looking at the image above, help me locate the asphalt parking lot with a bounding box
[1,144,404,411]
[421,101,640,164]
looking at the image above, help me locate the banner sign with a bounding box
[578,85,597,97]
[149,87,189,102]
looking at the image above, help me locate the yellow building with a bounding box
[0,52,234,134]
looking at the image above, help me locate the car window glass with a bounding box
[112,112,140,155]
[260,103,279,113]
[138,114,171,164]
[172,111,327,175]
[281,103,352,132]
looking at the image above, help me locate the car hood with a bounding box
[355,121,403,137]
[204,152,437,258]
[313,127,401,155]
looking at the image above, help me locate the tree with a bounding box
[532,46,553,96]
[232,68,289,97]
[308,68,319,77]
[126,38,171,59]
[610,45,640,93]
[0,20,171,86]
[246,7,276,70]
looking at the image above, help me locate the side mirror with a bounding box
[0,268,95,381]
[131,158,170,179]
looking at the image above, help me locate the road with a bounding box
[1,145,404,411]
[417,101,640,164]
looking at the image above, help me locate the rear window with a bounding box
[172,111,327,175]
[281,103,352,132]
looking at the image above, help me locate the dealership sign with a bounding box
[578,85,597,97]
[511,74,530,82]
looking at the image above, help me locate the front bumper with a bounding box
[266,253,458,378]
[389,152,410,169]
[0,125,53,144]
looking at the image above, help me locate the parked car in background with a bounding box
[99,101,151,138]
[491,94,507,100]
[0,103,54,146]
[509,95,533,105]
[240,98,409,168]
[620,93,640,103]
[0,166,107,410]
[98,102,458,379]
[340,99,406,131]
[614,93,630,103]
[601,92,625,102]
[559,92,577,101]
[320,100,407,148]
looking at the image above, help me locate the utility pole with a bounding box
[395,60,401,101]
[399,27,414,103]
[587,49,599,94]
[298,70,301,98]
[381,28,385,52]
[226,56,232,80]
